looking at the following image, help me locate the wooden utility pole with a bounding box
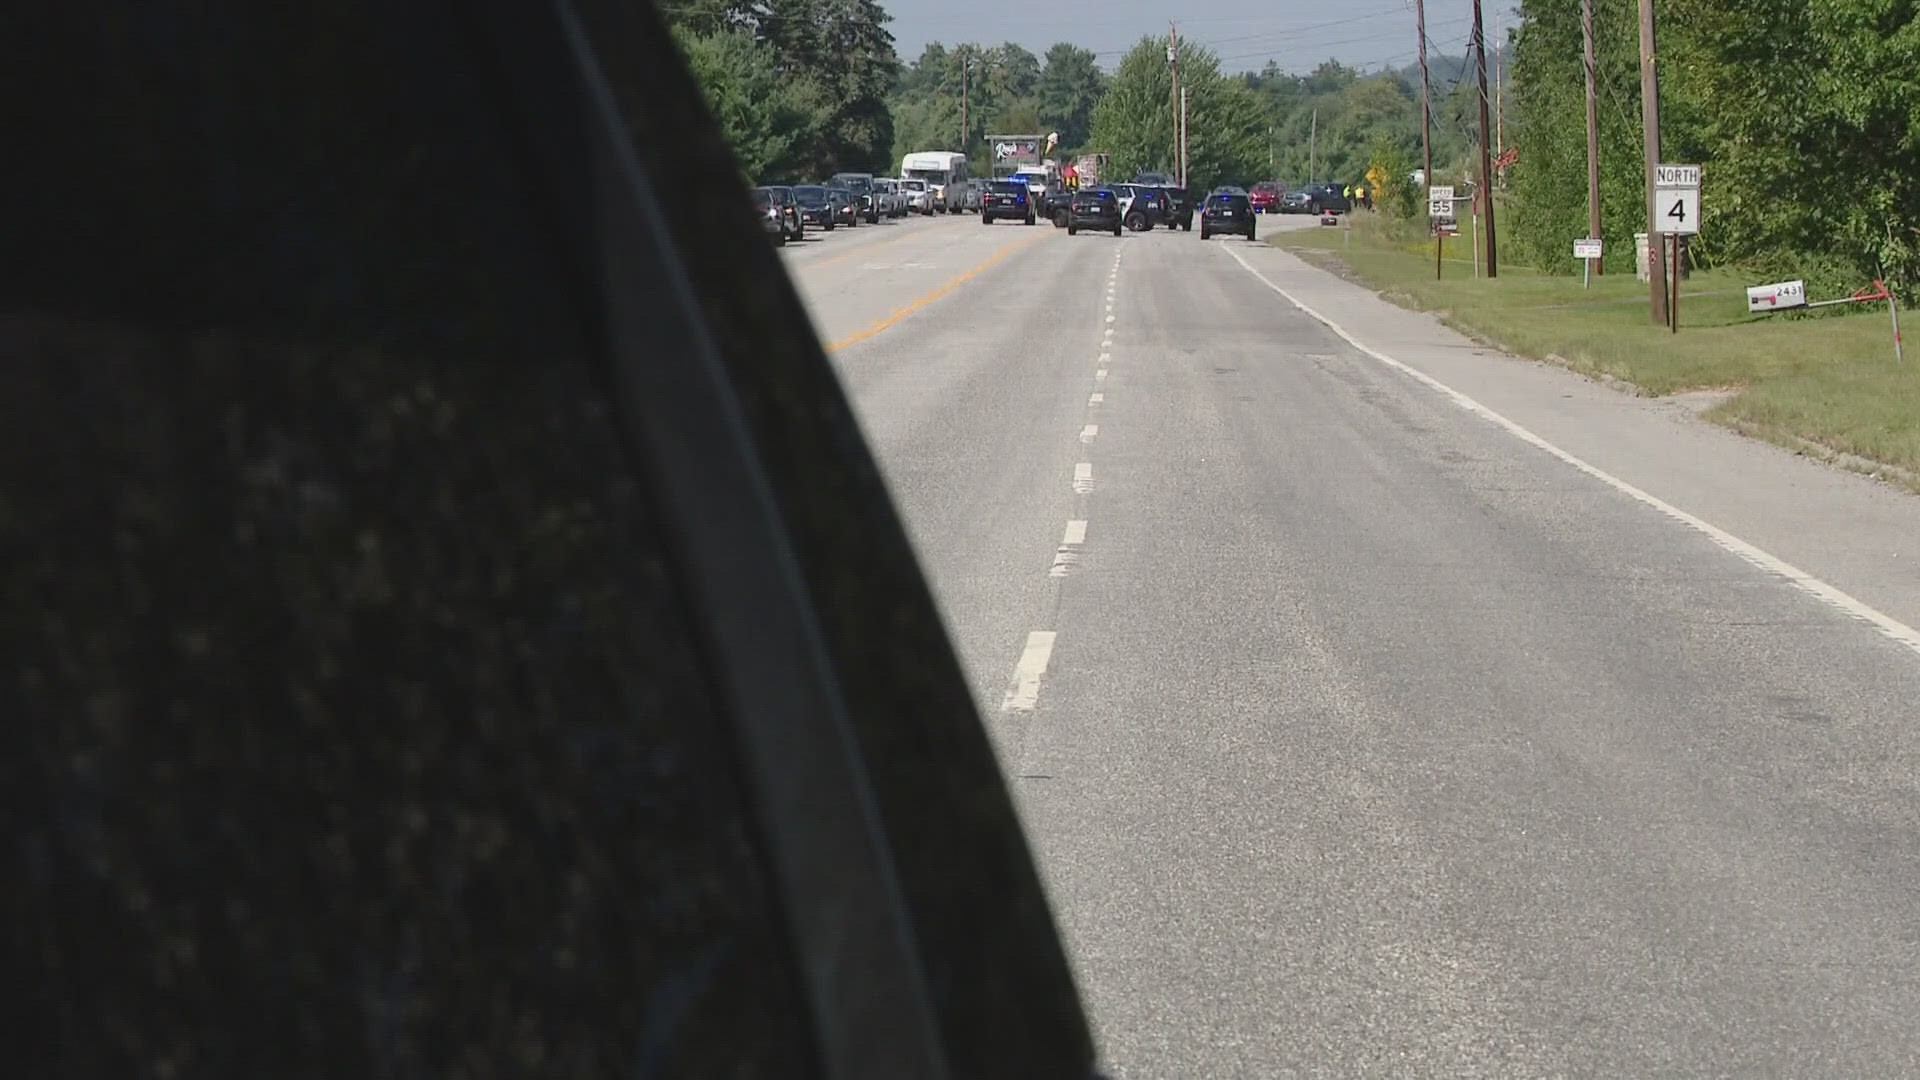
[1169,23,1183,183]
[1473,0,1498,276]
[1583,0,1603,274]
[1638,0,1668,324]
[1494,8,1504,168]
[1167,86,1182,187]
[959,49,969,156]
[1309,108,1317,183]
[1416,0,1436,278]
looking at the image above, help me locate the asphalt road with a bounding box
[781,212,1920,1078]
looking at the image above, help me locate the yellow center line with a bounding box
[828,233,1048,353]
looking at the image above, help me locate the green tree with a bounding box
[673,28,824,181]
[1036,44,1107,152]
[1089,36,1267,189]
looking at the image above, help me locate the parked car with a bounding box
[1066,188,1124,237]
[754,188,789,245]
[830,172,883,223]
[1156,185,1196,231]
[1200,192,1257,241]
[980,179,1036,225]
[791,184,837,231]
[824,184,860,227]
[873,178,908,218]
[898,178,935,215]
[1110,183,1168,231]
[1301,183,1351,215]
[1250,182,1282,214]
[1279,190,1313,214]
[754,186,804,243]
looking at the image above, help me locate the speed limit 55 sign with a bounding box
[1654,163,1700,236]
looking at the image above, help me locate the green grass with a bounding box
[1273,213,1920,484]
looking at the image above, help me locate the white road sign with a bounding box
[1428,185,1453,217]
[1655,186,1701,235]
[1573,238,1604,259]
[1655,163,1701,188]
[1746,280,1808,313]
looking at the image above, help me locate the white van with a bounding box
[901,151,972,214]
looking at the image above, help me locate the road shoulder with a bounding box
[1230,238,1920,636]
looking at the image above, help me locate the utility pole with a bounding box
[1638,0,1668,324]
[1180,85,1190,187]
[1583,0,1603,274]
[959,48,969,157]
[1473,0,1497,276]
[1169,23,1182,183]
[1493,8,1504,175]
[1416,0,1436,279]
[1309,108,1317,184]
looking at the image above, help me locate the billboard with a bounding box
[988,135,1042,169]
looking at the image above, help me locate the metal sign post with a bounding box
[1652,163,1700,332]
[1429,185,1453,279]
[1574,238,1604,288]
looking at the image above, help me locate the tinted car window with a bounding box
[794,186,827,204]
[988,181,1025,194]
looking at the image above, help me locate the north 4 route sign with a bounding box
[1654,162,1701,236]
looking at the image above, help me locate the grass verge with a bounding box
[1272,213,1920,486]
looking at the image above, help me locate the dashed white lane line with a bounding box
[1090,392,1104,404]
[1002,630,1058,712]
[1049,519,1088,579]
[1095,369,1108,381]
[1073,462,1095,493]
[1080,423,1099,443]
[1221,243,1920,660]
[1106,314,1116,323]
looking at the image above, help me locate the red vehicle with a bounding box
[1250,181,1283,214]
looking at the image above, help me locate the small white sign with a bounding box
[1655,163,1701,188]
[1655,186,1701,235]
[1428,185,1453,217]
[1573,238,1604,259]
[1747,280,1807,313]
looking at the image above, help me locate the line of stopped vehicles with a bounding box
[754,169,1365,247]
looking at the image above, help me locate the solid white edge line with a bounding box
[1221,243,1920,658]
[1063,519,1088,545]
[1003,630,1058,712]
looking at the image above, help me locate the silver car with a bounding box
[898,178,935,215]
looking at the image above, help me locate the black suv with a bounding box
[980,179,1036,225]
[791,184,838,231]
[830,172,883,223]
[1111,183,1168,231]
[1066,188,1123,236]
[1200,192,1257,240]
[1301,183,1351,215]
[1156,185,1196,231]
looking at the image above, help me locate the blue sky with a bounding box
[884,0,1520,75]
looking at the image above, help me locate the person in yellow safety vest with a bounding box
[1356,185,1368,210]
[1343,184,1353,203]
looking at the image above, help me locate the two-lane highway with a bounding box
[782,215,1920,1077]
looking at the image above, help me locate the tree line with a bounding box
[664,0,1497,200]
[1506,0,1918,295]
[664,0,901,179]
